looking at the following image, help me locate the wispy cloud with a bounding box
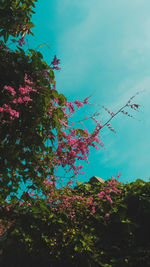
[52,0,150,181]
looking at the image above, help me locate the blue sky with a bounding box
[27,0,150,183]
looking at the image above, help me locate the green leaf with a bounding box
[76,129,88,137]
[4,32,9,42]
[51,90,59,98]
[10,38,17,43]
[58,94,67,106]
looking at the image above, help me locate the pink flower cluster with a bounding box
[3,85,16,96]
[51,55,61,70]
[102,106,115,116]
[52,130,102,176]
[18,37,26,46]
[0,74,37,122]
[22,175,122,221]
[3,104,19,120]
[97,176,121,206]
[106,123,116,133]
[46,94,108,176]
[47,84,139,178]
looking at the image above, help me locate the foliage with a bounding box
[0,0,37,42]
[0,1,148,267]
[0,179,150,266]
[0,41,57,199]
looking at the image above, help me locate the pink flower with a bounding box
[90,206,96,215]
[54,97,59,103]
[52,66,61,70]
[59,119,69,128]
[18,37,26,46]
[24,74,34,85]
[4,104,19,118]
[105,213,110,219]
[97,191,105,200]
[83,95,92,104]
[28,192,35,196]
[51,55,61,70]
[74,100,83,109]
[18,97,24,103]
[19,85,36,95]
[14,111,19,118]
[19,87,27,95]
[134,104,140,109]
[76,164,83,170]
[66,102,75,114]
[105,195,113,205]
[51,55,60,66]
[67,179,73,187]
[13,97,24,104]
[3,85,16,96]
[12,99,17,104]
[52,83,56,90]
[100,142,104,147]
[0,107,4,112]
[92,206,95,213]
[22,96,32,102]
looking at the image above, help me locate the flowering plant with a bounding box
[0,2,147,266]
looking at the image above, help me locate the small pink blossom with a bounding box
[59,119,69,128]
[51,55,60,65]
[28,192,35,196]
[23,96,33,102]
[54,97,59,103]
[67,179,73,187]
[19,87,28,95]
[19,85,36,95]
[76,164,83,170]
[13,97,24,104]
[74,100,83,109]
[97,191,105,200]
[4,104,19,118]
[105,195,113,205]
[24,74,34,85]
[90,206,96,215]
[117,172,121,178]
[51,55,61,70]
[66,102,75,114]
[105,213,110,219]
[18,37,26,46]
[97,122,103,129]
[4,85,16,96]
[52,66,61,70]
[83,95,92,104]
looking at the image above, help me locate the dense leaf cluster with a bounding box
[0,40,67,199]
[0,179,150,267]
[0,0,37,42]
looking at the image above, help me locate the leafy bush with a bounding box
[0,179,150,267]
